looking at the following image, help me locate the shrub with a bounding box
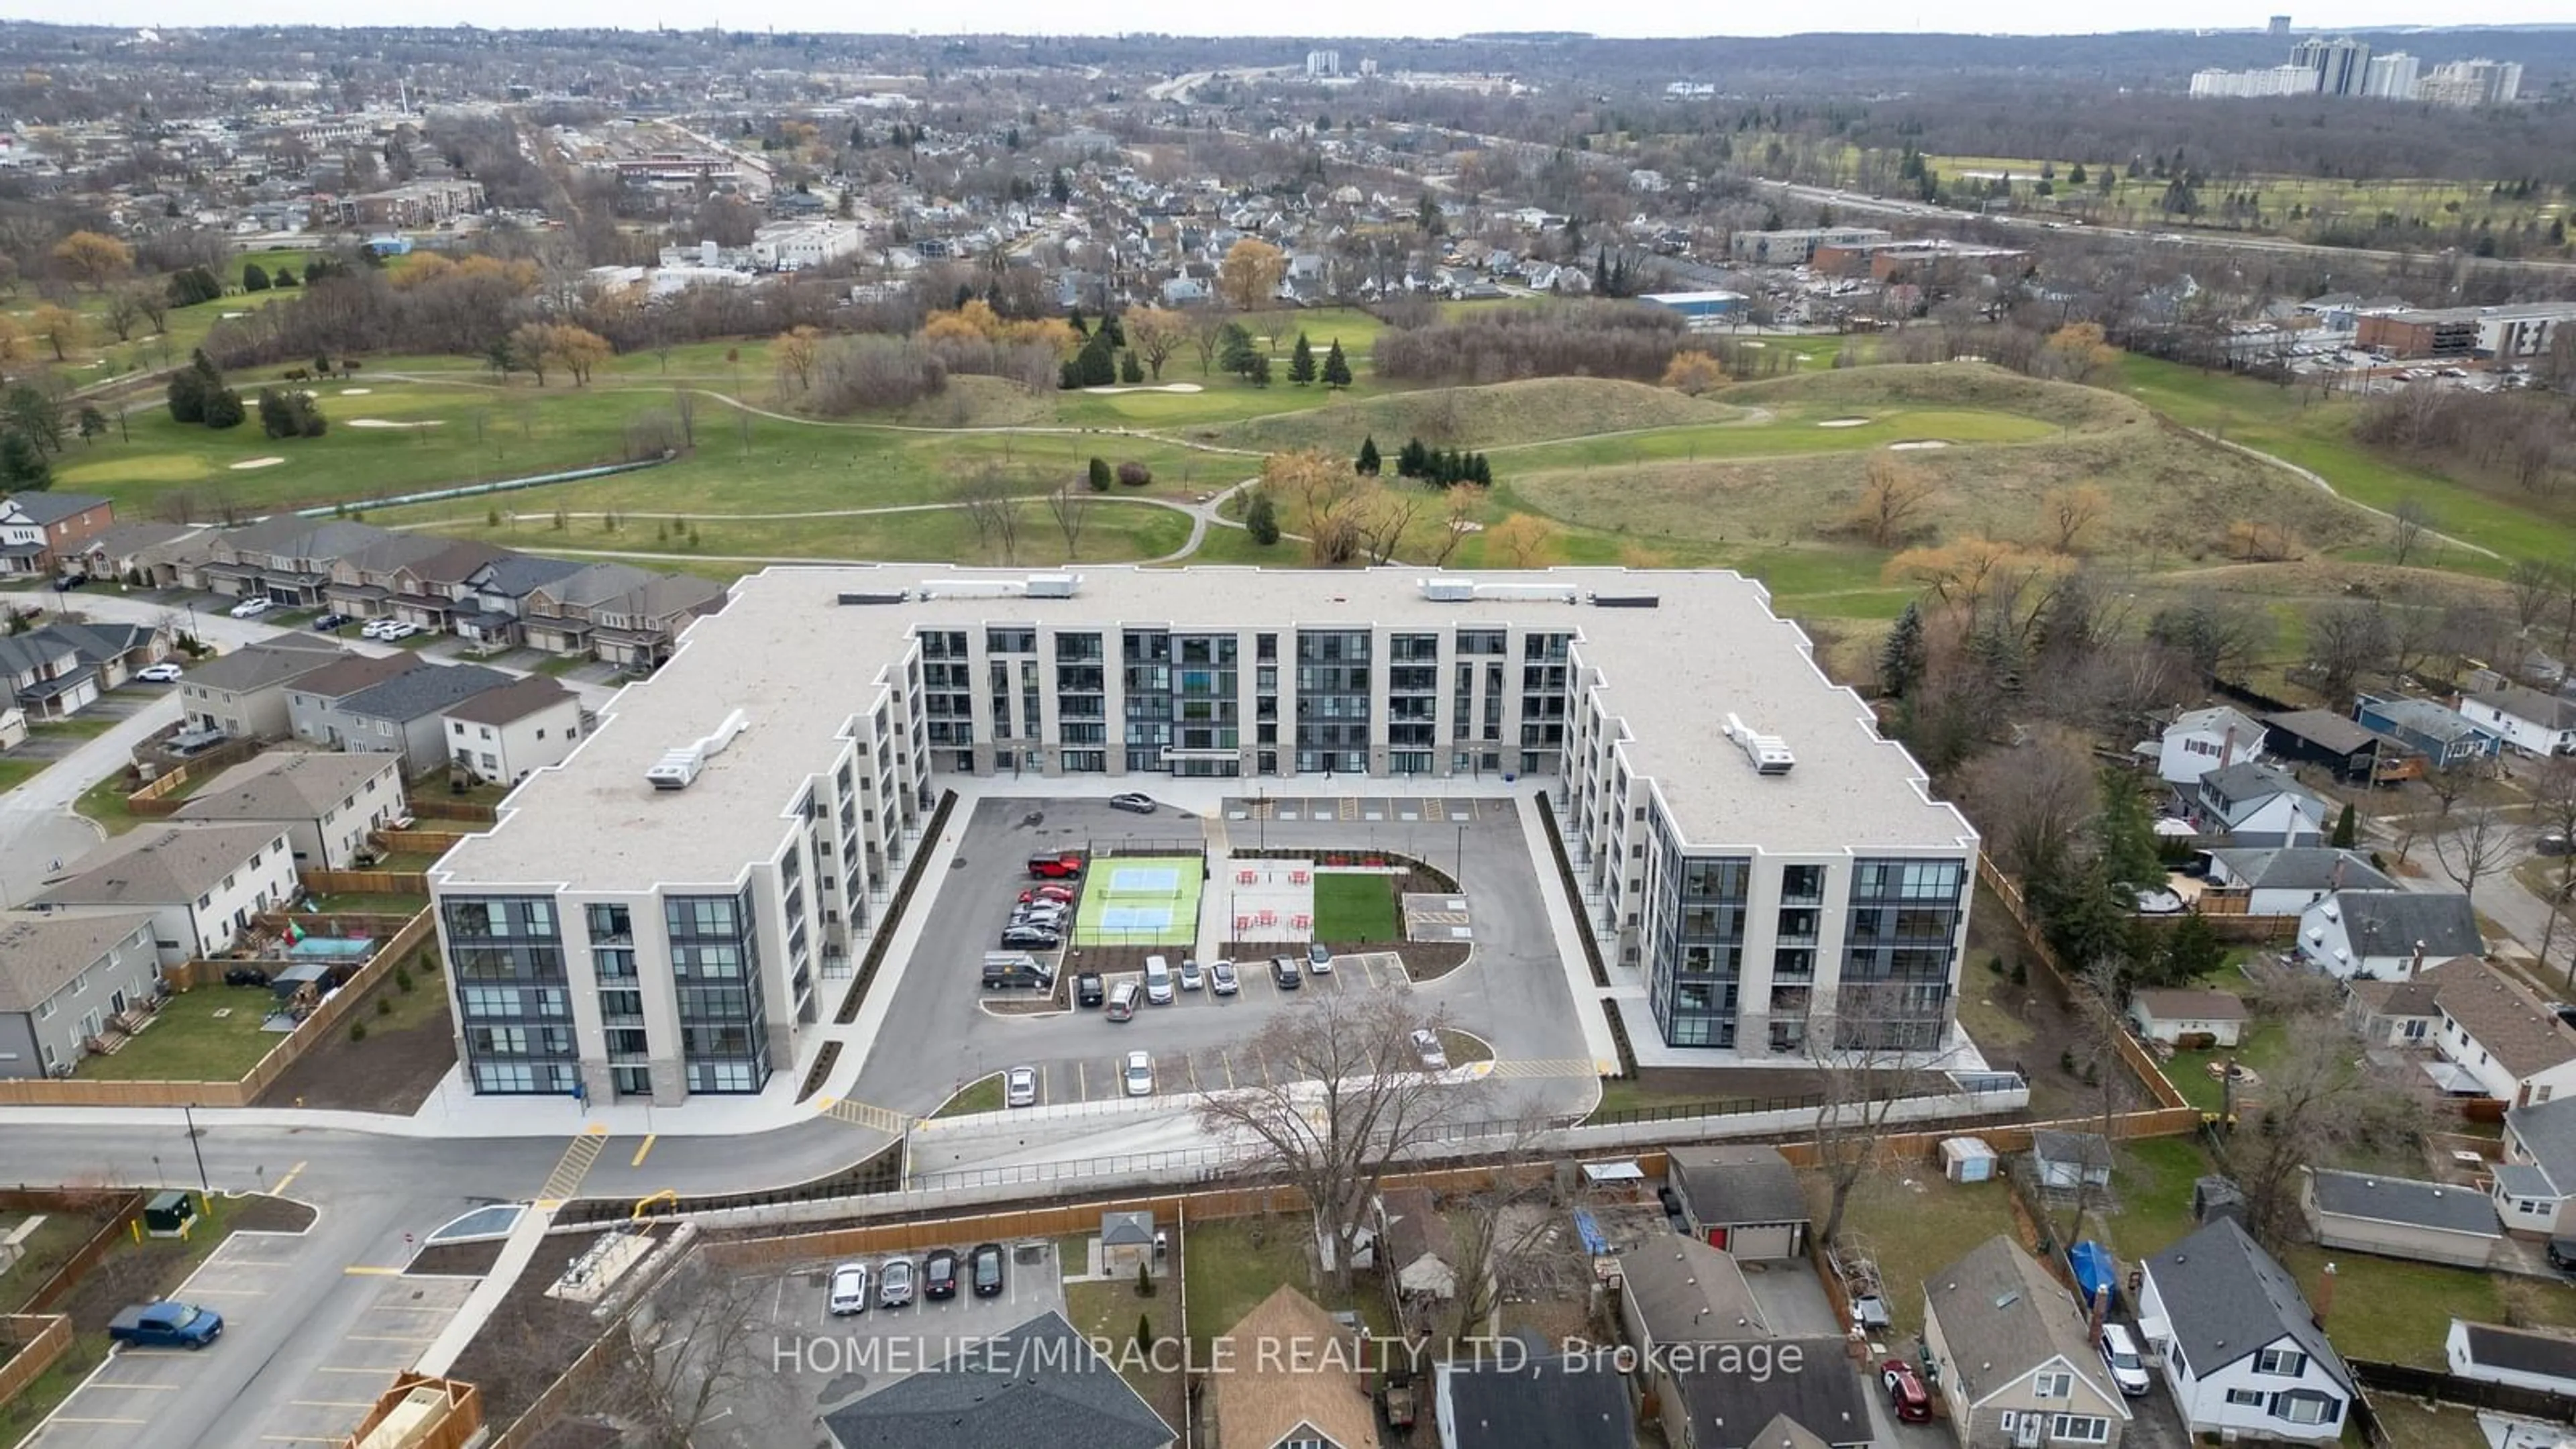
[349,1020,368,1042]
[1136,1261,1154,1297]
[394,965,415,994]
[376,997,392,1017]
[1087,457,1112,492]
[1375,302,1686,385]
[1116,460,1151,487]
[810,335,949,415]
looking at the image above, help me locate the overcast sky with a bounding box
[13,3,2574,38]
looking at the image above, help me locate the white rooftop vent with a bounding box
[1472,581,1580,604]
[647,708,749,791]
[1420,577,1476,602]
[1024,572,1081,598]
[916,572,1082,600]
[1725,713,1795,776]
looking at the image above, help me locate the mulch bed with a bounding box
[406,1239,506,1277]
[444,1230,625,1432]
[255,981,455,1114]
[228,1195,317,1233]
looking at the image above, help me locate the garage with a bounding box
[1709,1221,1801,1260]
[1668,1144,1811,1263]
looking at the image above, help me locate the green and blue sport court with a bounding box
[1073,855,1203,947]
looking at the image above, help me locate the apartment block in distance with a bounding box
[430,567,1977,1105]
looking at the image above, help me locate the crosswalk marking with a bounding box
[1485,1058,1605,1079]
[820,1097,911,1134]
[1424,798,1447,822]
[534,1125,608,1207]
[1339,796,1359,820]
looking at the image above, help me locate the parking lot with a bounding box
[848,792,1583,1124]
[686,1240,1067,1449]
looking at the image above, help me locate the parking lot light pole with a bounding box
[1455,823,1466,889]
[181,1104,211,1197]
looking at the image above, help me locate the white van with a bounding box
[1142,955,1174,1005]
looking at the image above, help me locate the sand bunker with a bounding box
[230,456,286,470]
[346,418,442,429]
[1817,417,1871,428]
[1737,339,1768,348]
[1886,440,1951,451]
[1082,383,1205,394]
[339,387,373,396]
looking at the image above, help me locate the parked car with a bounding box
[1271,956,1302,990]
[1106,980,1140,1022]
[312,612,352,632]
[1020,884,1075,906]
[227,597,274,619]
[1004,1065,1038,1108]
[377,621,421,641]
[1143,955,1174,1005]
[108,1301,221,1350]
[1027,851,1084,879]
[970,1241,1005,1297]
[1209,959,1238,996]
[879,1257,915,1309]
[2098,1324,2151,1396]
[1076,971,1105,1008]
[2552,1236,2576,1273]
[1410,1028,1449,1071]
[1122,1049,1155,1097]
[360,618,396,639]
[1010,902,1068,927]
[1000,924,1061,950]
[1307,942,1335,975]
[923,1248,961,1300]
[1177,958,1204,991]
[1108,792,1157,814]
[52,573,85,590]
[1879,1359,1932,1424]
[135,662,184,684]
[828,1263,870,1316]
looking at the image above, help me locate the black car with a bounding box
[1076,971,1105,1008]
[970,1241,1006,1297]
[923,1248,961,1300]
[1000,925,1061,949]
[2551,1237,2576,1273]
[313,612,353,632]
[1271,955,1302,990]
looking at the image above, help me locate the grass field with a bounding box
[78,994,284,1083]
[1207,376,1748,453]
[1311,871,1399,945]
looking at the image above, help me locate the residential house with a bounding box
[173,751,407,871]
[0,492,114,575]
[2497,1095,2576,1236]
[2355,692,2500,769]
[2127,989,2249,1047]
[321,532,452,622]
[1618,1235,1772,1360]
[334,663,515,776]
[74,521,209,584]
[286,652,433,747]
[2190,762,2330,847]
[818,1309,1173,1449]
[0,912,159,1079]
[1614,1238,1873,1448]
[2032,1130,2116,1195]
[1207,1286,1377,1449]
[2300,1167,2501,1268]
[452,553,585,651]
[2424,955,2576,1106]
[2138,1217,2354,1444]
[1921,1235,2131,1449]
[2263,709,2399,784]
[2296,889,2480,980]
[33,620,169,691]
[0,704,23,750]
[2200,847,2392,917]
[2343,977,2442,1048]
[0,631,97,720]
[32,822,300,965]
[1666,1144,1808,1259]
[2157,705,2265,785]
[439,676,583,786]
[1373,1187,1460,1326]
[385,539,511,633]
[2460,686,2576,757]
[521,563,726,669]
[1434,1343,1637,1449]
[197,518,405,606]
[2446,1321,2576,1397]
[178,640,347,739]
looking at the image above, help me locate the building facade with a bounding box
[431,568,1976,1104]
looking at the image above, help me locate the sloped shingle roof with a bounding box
[1211,1286,1375,1449]
[818,1309,1171,1449]
[2425,957,2576,1078]
[2326,890,2482,963]
[0,910,155,1012]
[176,751,398,825]
[34,823,286,907]
[1925,1236,2111,1406]
[2145,1217,2353,1392]
[336,663,513,725]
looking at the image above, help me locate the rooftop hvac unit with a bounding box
[1472,582,1580,604]
[1024,572,1081,598]
[1724,713,1795,775]
[647,708,749,791]
[1419,577,1476,602]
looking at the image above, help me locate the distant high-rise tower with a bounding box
[2269,14,2292,34]
[2363,52,2419,100]
[2290,36,2371,96]
[2418,58,2522,107]
[1305,50,1342,79]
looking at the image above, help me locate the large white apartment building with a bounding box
[430,567,1977,1104]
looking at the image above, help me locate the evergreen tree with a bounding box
[1287,331,1316,385]
[1068,306,1089,337]
[1076,330,1118,386]
[2153,910,2227,987]
[1468,453,1493,486]
[1246,353,1272,387]
[1050,168,1071,205]
[1217,323,1260,378]
[166,368,208,424]
[2095,771,2164,890]
[76,405,108,443]
[2331,802,2357,850]
[1059,359,1083,390]
[1880,602,1927,698]
[1099,313,1124,349]
[0,431,48,489]
[257,386,297,439]
[1320,339,1352,388]
[274,268,297,288]
[1397,438,1428,478]
[1088,456,1114,492]
[1119,350,1144,384]
[1356,437,1381,476]
[1593,248,1611,295]
[1244,492,1280,545]
[201,388,245,429]
[241,264,270,292]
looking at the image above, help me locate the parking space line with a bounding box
[318,1366,396,1375]
[48,1417,148,1426]
[1185,1055,1201,1093]
[342,1265,402,1277]
[84,1382,176,1391]
[1221,1053,1236,1089]
[630,1134,657,1167]
[290,1400,378,1409]
[271,1160,308,1195]
[1075,1060,1088,1100]
[346,1334,436,1344]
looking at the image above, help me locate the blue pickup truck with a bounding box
[107,1301,223,1349]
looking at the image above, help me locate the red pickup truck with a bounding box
[1026,851,1085,880]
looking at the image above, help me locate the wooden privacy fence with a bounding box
[378,828,467,854]
[299,867,429,896]
[0,1315,72,1411]
[1976,858,2194,1112]
[0,908,433,1108]
[3,1192,144,1314]
[407,798,498,824]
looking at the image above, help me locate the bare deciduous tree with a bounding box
[574,1246,796,1448]
[1847,453,1936,549]
[2390,496,2433,567]
[2219,1015,2423,1248]
[1046,480,1090,561]
[2432,797,2523,899]
[1356,485,1428,566]
[1814,982,1953,1245]
[1196,987,1487,1292]
[956,468,1022,563]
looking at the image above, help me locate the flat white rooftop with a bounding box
[433,566,1973,892]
